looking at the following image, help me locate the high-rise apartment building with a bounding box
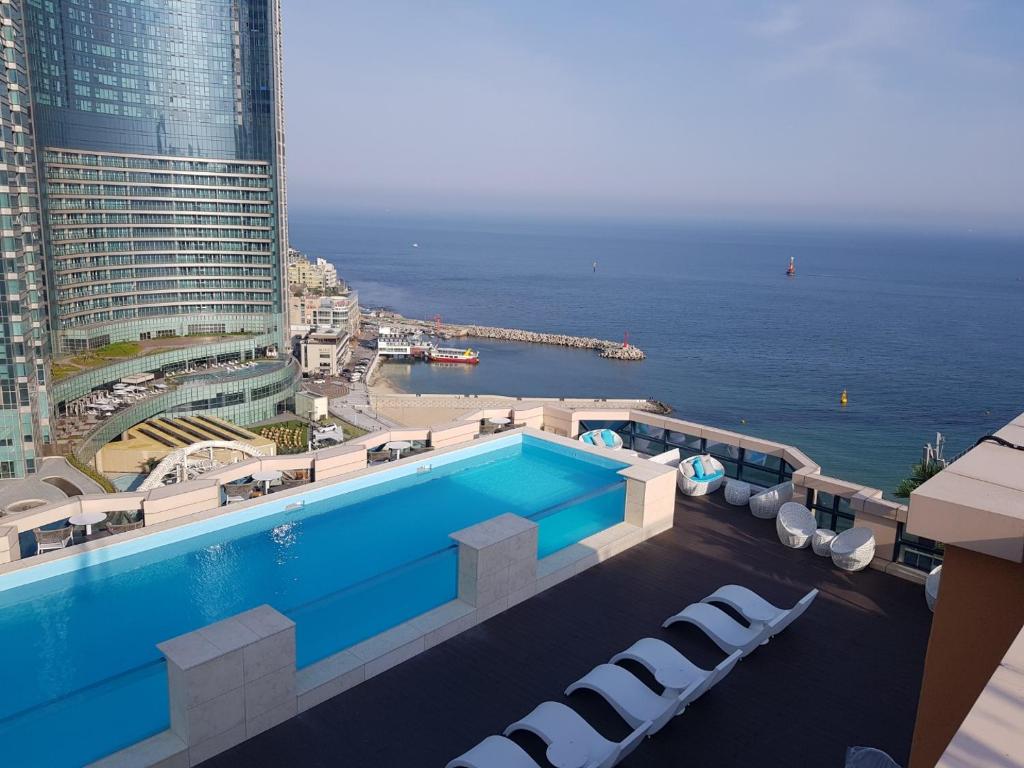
[0,0,298,477]
[0,0,48,478]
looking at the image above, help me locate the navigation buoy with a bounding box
[840,389,848,406]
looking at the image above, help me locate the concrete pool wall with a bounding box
[64,432,675,767]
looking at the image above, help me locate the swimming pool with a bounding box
[0,434,627,767]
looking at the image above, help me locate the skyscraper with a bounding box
[9,0,297,476]
[0,0,48,478]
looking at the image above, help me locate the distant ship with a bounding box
[786,256,796,277]
[426,346,480,364]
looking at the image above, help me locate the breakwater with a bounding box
[373,313,646,361]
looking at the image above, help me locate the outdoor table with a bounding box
[252,469,283,494]
[68,510,107,537]
[487,417,511,426]
[546,738,589,768]
[384,440,412,459]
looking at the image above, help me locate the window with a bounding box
[895,525,944,572]
[808,491,856,533]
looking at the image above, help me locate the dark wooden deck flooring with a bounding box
[205,493,932,768]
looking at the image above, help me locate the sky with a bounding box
[282,1,1024,230]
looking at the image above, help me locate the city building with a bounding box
[0,0,48,478]
[299,327,350,376]
[287,248,338,293]
[289,291,360,336]
[14,0,300,476]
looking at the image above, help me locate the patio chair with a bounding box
[701,585,818,638]
[224,483,254,503]
[611,638,741,712]
[107,517,144,535]
[776,502,816,548]
[565,663,697,735]
[925,565,942,612]
[445,735,541,768]
[676,455,725,496]
[367,449,391,465]
[663,603,783,657]
[33,523,75,555]
[830,527,876,572]
[503,701,646,768]
[748,481,793,519]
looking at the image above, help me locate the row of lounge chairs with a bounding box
[447,584,818,768]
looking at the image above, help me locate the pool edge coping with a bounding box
[2,427,637,588]
[86,514,668,768]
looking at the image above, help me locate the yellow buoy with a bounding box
[840,389,848,406]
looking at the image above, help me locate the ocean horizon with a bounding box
[289,210,1024,494]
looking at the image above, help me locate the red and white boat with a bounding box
[426,345,480,364]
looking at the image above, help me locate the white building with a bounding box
[299,328,350,376]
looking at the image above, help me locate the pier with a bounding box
[370,313,646,361]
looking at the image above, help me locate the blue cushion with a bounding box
[600,429,617,447]
[699,469,724,483]
[582,432,596,445]
[692,457,705,476]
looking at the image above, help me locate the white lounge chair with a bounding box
[748,481,793,519]
[663,603,783,657]
[445,735,542,768]
[503,701,646,768]
[925,565,942,612]
[677,454,725,496]
[565,663,694,736]
[776,502,816,548]
[610,638,741,712]
[701,585,818,638]
[830,527,876,571]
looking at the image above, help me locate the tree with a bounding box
[895,461,944,498]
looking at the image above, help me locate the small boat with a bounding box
[426,346,479,364]
[786,257,796,277]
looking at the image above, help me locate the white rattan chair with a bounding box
[811,528,837,557]
[749,481,793,519]
[830,527,876,571]
[677,455,725,496]
[776,502,816,549]
[724,479,751,506]
[925,565,942,612]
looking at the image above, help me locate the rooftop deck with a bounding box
[199,493,933,767]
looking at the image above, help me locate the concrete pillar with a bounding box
[619,463,677,534]
[0,525,20,564]
[451,513,538,615]
[158,605,297,766]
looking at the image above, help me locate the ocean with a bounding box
[289,211,1024,493]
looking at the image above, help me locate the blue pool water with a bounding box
[0,435,626,767]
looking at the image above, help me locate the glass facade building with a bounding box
[0,0,293,477]
[0,0,49,478]
[26,0,288,353]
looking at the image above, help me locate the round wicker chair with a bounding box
[776,502,816,549]
[811,528,837,557]
[676,454,725,496]
[724,479,752,506]
[749,481,793,519]
[925,565,942,612]
[830,527,876,572]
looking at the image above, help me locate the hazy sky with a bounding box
[282,1,1023,228]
